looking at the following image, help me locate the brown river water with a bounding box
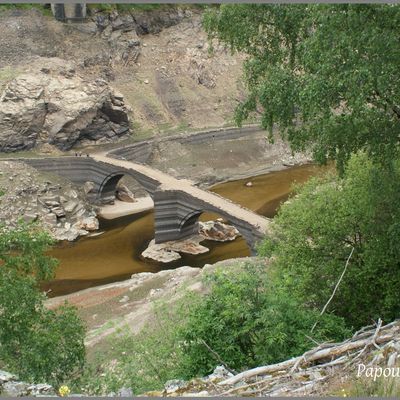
[44,164,325,297]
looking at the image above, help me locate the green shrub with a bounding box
[81,264,349,395]
[258,153,400,329]
[0,224,86,386]
[176,264,349,377]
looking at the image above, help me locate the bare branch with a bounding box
[311,246,354,333]
[199,339,237,375]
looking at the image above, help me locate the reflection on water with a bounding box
[44,164,326,297]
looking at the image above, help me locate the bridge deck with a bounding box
[92,153,271,235]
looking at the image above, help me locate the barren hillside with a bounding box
[0,7,245,140]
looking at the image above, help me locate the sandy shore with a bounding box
[98,197,154,219]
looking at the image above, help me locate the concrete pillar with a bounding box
[51,3,86,21]
[51,4,65,21]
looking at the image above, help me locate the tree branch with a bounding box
[199,339,238,375]
[311,246,354,333]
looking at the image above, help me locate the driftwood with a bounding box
[147,320,400,397]
[219,320,400,386]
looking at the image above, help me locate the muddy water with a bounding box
[44,164,325,297]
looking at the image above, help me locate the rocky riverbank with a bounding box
[46,257,265,349]
[0,160,99,241]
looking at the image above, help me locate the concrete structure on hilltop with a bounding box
[51,4,86,22]
[22,153,270,252]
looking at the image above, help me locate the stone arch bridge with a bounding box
[21,153,271,252]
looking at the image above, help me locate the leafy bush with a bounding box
[258,153,400,329]
[177,264,349,377]
[0,224,86,386]
[81,264,349,395]
[203,5,400,169]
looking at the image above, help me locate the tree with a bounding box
[258,153,400,328]
[204,4,400,170]
[0,224,86,386]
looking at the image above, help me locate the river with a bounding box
[44,164,325,297]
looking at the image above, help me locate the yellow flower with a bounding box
[59,385,71,397]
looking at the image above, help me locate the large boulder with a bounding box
[0,58,131,152]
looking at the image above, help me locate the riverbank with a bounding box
[46,256,266,352]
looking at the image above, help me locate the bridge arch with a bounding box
[97,171,152,204]
[179,209,203,238]
[153,189,265,254]
[98,172,125,202]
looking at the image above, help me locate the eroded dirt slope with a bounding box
[0,7,245,137]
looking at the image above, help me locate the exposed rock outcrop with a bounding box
[0,58,131,152]
[93,7,189,36]
[142,220,240,263]
[0,160,99,241]
[0,370,54,397]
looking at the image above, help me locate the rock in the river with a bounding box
[116,183,136,203]
[142,220,240,263]
[245,181,253,187]
[142,237,210,263]
[199,220,240,242]
[0,57,131,152]
[142,240,183,263]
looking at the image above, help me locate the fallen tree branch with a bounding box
[219,320,398,386]
[351,318,382,363]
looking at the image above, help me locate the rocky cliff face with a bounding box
[0,58,131,152]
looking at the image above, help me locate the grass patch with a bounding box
[0,4,52,16]
[0,66,20,85]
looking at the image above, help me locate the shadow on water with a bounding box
[43,164,326,297]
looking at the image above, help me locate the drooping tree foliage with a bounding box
[0,224,86,386]
[204,4,400,170]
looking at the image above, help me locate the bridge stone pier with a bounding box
[152,189,266,251]
[20,153,270,252]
